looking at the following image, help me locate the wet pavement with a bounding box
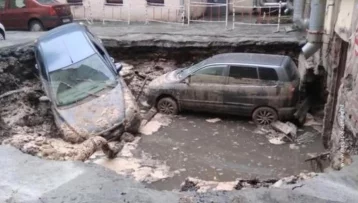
[136,113,325,191]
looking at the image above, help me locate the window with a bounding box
[147,0,164,6]
[10,0,26,9]
[36,0,59,4]
[0,0,5,9]
[67,0,82,4]
[106,0,123,4]
[190,65,226,84]
[228,66,258,84]
[258,67,278,81]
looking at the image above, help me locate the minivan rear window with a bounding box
[285,60,298,81]
[258,67,278,81]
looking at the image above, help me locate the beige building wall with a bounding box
[59,0,209,22]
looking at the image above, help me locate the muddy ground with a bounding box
[0,44,326,191]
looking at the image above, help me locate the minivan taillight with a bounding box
[49,7,57,16]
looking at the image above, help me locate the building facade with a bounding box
[296,0,358,158]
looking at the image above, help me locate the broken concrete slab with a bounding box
[206,118,221,123]
[271,121,297,136]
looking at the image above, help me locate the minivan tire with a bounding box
[252,107,278,125]
[29,20,44,32]
[156,97,178,115]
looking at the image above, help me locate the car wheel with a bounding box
[0,32,4,40]
[156,97,178,115]
[29,20,44,32]
[252,107,278,125]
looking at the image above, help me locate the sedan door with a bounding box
[2,0,28,29]
[223,65,262,116]
[178,64,228,113]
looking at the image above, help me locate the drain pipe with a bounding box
[293,0,308,29]
[302,0,327,59]
[257,0,288,7]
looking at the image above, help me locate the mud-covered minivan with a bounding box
[146,53,300,125]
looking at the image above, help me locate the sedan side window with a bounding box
[228,66,258,84]
[10,0,26,8]
[258,67,278,81]
[190,65,226,84]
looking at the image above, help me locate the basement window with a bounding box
[106,0,123,5]
[147,0,164,6]
[67,0,82,5]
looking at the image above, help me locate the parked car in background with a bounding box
[0,0,73,31]
[0,22,5,39]
[34,23,140,143]
[146,53,300,125]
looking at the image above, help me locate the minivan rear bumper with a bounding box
[41,15,73,29]
[278,107,297,120]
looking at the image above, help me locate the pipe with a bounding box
[293,0,305,25]
[258,0,288,7]
[301,0,326,59]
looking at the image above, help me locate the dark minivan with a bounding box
[0,0,72,31]
[146,53,300,125]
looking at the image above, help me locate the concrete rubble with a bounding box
[1,146,358,203]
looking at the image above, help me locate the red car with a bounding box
[0,0,73,31]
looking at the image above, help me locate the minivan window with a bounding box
[258,67,278,81]
[190,65,226,84]
[228,66,258,84]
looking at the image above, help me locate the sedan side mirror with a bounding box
[35,64,39,70]
[115,62,122,73]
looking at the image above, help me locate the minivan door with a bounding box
[223,65,261,116]
[179,65,227,112]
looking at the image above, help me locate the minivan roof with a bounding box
[203,53,288,67]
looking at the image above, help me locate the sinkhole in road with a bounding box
[0,44,327,191]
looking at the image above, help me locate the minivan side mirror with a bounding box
[183,77,190,85]
[110,57,115,63]
[115,62,122,73]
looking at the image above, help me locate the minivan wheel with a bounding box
[29,20,44,32]
[252,107,278,125]
[156,97,178,115]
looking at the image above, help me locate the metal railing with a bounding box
[188,1,229,26]
[70,2,93,24]
[232,2,282,31]
[71,0,286,31]
[146,3,185,25]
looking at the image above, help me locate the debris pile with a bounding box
[254,114,322,146]
[180,172,318,192]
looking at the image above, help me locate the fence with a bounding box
[100,3,184,25]
[71,0,287,31]
[69,2,93,24]
[232,2,283,31]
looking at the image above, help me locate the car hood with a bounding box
[55,84,125,137]
[148,69,181,88]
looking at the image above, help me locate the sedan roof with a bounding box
[36,23,95,72]
[203,53,287,67]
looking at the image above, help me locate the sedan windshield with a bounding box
[49,54,117,106]
[178,60,207,78]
